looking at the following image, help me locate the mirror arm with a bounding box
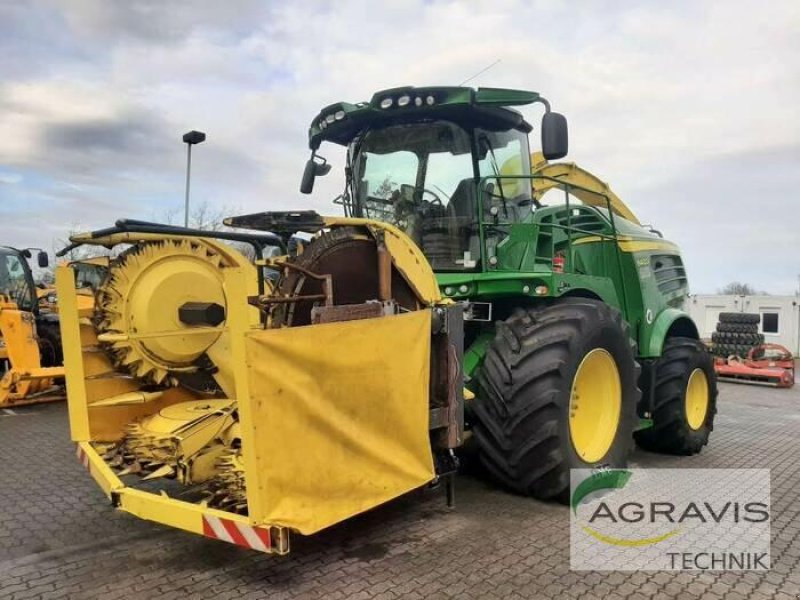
[533,96,551,113]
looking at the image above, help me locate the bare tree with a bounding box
[373,175,394,199]
[157,200,235,231]
[718,282,767,295]
[38,224,113,284]
[41,202,267,284]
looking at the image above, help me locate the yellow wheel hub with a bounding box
[685,368,709,430]
[569,348,622,462]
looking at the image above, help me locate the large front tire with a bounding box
[635,337,717,454]
[471,299,640,501]
[37,320,63,367]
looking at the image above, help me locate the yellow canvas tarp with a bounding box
[242,310,435,534]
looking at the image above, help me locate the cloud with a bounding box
[46,0,270,44]
[0,0,798,293]
[628,144,800,294]
[0,173,22,185]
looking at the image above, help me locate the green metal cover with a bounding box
[308,86,540,149]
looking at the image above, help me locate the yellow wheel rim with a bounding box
[569,348,622,463]
[685,368,709,430]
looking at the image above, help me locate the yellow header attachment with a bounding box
[530,153,642,225]
[497,152,641,225]
[58,220,458,550]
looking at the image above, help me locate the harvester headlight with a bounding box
[444,286,454,296]
[334,110,345,120]
[522,285,531,294]
[426,95,435,105]
[325,114,336,124]
[534,285,549,296]
[458,285,469,294]
[380,97,393,109]
[398,95,410,107]
[414,97,423,106]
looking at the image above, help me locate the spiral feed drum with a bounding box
[87,238,257,489]
[96,239,237,395]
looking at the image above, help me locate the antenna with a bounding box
[459,59,501,86]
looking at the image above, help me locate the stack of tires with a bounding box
[711,312,763,357]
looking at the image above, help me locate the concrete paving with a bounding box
[0,381,798,599]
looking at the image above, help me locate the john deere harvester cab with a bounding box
[0,246,64,406]
[301,85,718,500]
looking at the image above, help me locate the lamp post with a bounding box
[182,130,206,227]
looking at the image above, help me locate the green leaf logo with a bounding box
[572,469,681,547]
[571,469,632,515]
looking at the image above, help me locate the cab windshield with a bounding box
[0,249,34,311]
[350,121,531,271]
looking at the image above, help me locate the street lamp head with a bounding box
[183,130,206,145]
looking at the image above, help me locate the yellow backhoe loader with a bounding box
[0,246,65,407]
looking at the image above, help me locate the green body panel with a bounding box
[642,308,699,358]
[309,86,540,150]
[463,331,494,382]
[436,270,621,308]
[435,199,695,365]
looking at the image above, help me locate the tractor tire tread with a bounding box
[472,298,640,501]
[635,337,717,455]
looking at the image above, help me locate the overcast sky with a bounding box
[1,0,798,293]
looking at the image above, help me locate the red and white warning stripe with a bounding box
[202,515,272,553]
[76,445,90,469]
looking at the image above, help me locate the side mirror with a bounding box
[300,155,332,194]
[37,251,49,268]
[541,112,568,160]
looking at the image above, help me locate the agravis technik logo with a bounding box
[570,469,770,571]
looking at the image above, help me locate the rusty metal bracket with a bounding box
[248,260,334,317]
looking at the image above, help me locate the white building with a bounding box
[685,295,800,356]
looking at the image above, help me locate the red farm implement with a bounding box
[714,344,795,388]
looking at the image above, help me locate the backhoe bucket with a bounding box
[0,299,64,407]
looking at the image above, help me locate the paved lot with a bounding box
[1,381,799,600]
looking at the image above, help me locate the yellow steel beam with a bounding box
[77,441,124,497]
[56,265,90,441]
[78,441,289,554]
[224,266,269,524]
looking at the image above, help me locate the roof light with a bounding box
[334,110,345,120]
[414,97,423,106]
[398,95,410,107]
[426,95,435,105]
[380,97,393,109]
[320,120,327,129]
[325,114,336,124]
